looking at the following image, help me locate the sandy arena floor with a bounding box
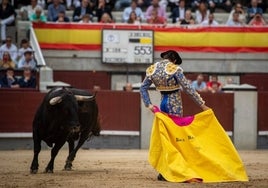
[0,149,267,188]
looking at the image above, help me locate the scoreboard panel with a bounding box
[102,29,154,64]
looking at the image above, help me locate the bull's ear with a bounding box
[49,96,62,105]
[75,95,94,101]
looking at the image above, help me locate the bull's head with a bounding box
[48,88,96,135]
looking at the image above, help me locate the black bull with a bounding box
[30,87,100,173]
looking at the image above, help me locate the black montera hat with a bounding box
[160,50,182,65]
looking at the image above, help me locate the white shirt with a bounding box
[227,10,246,24]
[195,10,210,24]
[20,5,43,19]
[200,20,219,26]
[18,57,37,70]
[179,7,185,20]
[226,19,243,26]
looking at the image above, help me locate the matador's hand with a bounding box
[201,104,210,111]
[148,104,155,113]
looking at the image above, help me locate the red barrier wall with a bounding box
[0,90,45,132]
[0,90,140,132]
[95,90,140,131]
[258,92,268,131]
[53,71,111,90]
[182,92,234,131]
[240,73,268,91]
[0,90,266,133]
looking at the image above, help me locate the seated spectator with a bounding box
[79,14,92,23]
[0,67,19,88]
[147,8,166,24]
[225,77,235,85]
[170,0,186,24]
[145,0,167,21]
[73,0,94,22]
[248,12,267,26]
[19,0,42,20]
[207,75,222,93]
[17,39,32,62]
[247,0,263,23]
[0,36,18,62]
[209,81,222,93]
[99,12,114,23]
[178,9,195,25]
[47,0,66,22]
[0,51,16,69]
[226,11,244,26]
[195,1,210,24]
[18,67,36,88]
[95,0,114,22]
[191,74,207,92]
[200,13,219,26]
[127,11,141,24]
[208,0,232,13]
[227,3,246,24]
[122,0,144,23]
[17,49,37,70]
[0,0,16,43]
[29,5,47,23]
[54,10,70,22]
[123,82,133,91]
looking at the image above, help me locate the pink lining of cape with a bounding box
[153,106,194,126]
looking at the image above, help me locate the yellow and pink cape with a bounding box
[149,107,248,183]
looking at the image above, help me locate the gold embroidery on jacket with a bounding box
[146,63,157,76]
[165,62,179,75]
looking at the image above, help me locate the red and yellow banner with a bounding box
[33,23,268,53]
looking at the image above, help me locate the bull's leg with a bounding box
[64,132,89,170]
[30,136,41,174]
[45,138,66,173]
[64,140,75,170]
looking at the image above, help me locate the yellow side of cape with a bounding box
[148,109,248,183]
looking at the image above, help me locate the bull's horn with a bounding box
[49,96,62,105]
[75,95,94,101]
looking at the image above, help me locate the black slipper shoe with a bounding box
[157,174,166,181]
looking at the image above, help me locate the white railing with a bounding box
[29,26,46,67]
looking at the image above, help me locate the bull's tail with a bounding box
[92,115,101,136]
[87,110,101,142]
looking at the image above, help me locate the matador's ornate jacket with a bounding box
[140,60,205,116]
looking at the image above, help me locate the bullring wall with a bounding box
[0,90,267,149]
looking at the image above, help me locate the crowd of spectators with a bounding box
[4,0,266,31]
[0,66,36,88]
[1,0,266,89]
[0,35,37,89]
[191,74,236,93]
[0,36,37,69]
